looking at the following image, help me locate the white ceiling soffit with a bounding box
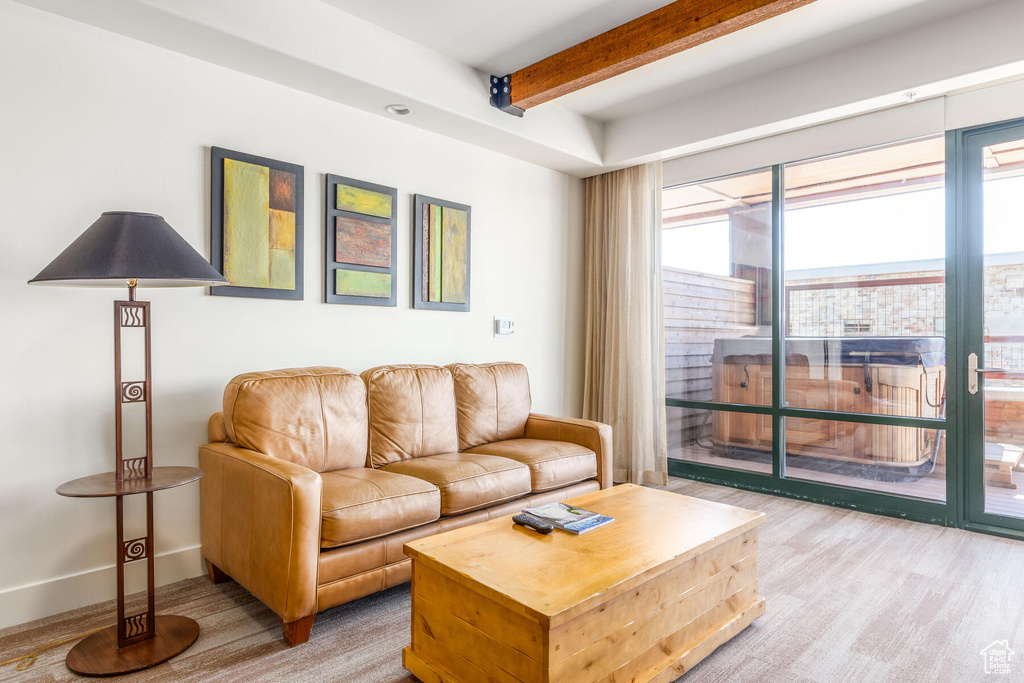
[559,0,979,122]
[603,0,1024,170]
[11,0,606,175]
[320,0,673,81]
[13,0,1024,177]
[323,0,978,123]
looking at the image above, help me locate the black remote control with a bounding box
[512,513,554,534]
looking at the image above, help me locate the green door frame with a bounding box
[958,119,1024,540]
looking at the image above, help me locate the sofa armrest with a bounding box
[199,442,323,623]
[524,414,613,489]
[208,412,228,443]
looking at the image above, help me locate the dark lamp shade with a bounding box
[28,211,230,288]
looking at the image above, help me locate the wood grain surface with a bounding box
[509,0,818,109]
[404,484,764,625]
[404,484,765,682]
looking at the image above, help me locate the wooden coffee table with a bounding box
[402,483,766,683]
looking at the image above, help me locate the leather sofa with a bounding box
[199,362,612,646]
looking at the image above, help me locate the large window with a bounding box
[664,135,949,503]
[663,168,773,474]
[782,138,946,499]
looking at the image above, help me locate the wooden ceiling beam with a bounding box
[493,0,818,114]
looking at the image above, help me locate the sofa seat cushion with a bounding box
[320,468,440,549]
[465,439,598,493]
[380,453,531,516]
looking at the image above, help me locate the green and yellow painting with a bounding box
[421,202,468,305]
[223,159,296,290]
[336,184,392,219]
[335,269,391,298]
[325,174,396,306]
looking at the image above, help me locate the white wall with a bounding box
[11,0,606,175]
[0,3,584,628]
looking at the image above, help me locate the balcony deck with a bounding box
[670,445,1024,518]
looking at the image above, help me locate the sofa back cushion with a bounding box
[361,365,459,467]
[447,362,531,450]
[223,367,367,473]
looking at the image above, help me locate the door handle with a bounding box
[968,352,1008,394]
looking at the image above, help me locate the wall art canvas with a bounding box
[326,174,398,306]
[210,147,304,300]
[413,194,470,311]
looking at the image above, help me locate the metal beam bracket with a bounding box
[489,75,524,117]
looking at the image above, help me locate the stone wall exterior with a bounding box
[983,264,1024,379]
[787,263,1024,378]
[787,268,945,337]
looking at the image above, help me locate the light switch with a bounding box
[494,316,515,338]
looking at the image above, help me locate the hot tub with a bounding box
[711,337,945,466]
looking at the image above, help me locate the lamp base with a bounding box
[65,615,199,677]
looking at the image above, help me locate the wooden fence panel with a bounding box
[664,267,758,449]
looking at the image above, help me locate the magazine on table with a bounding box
[522,501,615,535]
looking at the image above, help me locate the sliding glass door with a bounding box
[962,122,1024,532]
[663,167,773,476]
[665,117,1024,538]
[781,138,948,501]
[664,135,955,527]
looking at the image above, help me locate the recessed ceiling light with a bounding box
[385,104,411,116]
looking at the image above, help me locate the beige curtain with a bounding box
[583,161,667,486]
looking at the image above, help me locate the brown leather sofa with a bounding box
[199,362,612,646]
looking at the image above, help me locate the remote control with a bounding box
[512,513,554,534]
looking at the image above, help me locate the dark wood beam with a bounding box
[507,0,819,110]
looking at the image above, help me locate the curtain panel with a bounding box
[583,161,667,485]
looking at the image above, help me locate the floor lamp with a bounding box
[29,211,228,676]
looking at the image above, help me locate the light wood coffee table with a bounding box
[402,483,766,683]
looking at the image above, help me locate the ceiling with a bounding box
[14,0,1024,176]
[323,0,987,122]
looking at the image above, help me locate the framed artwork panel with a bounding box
[210,146,304,300]
[326,174,398,306]
[412,194,471,312]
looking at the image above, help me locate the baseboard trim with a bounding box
[0,545,206,630]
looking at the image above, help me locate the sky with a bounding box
[663,175,1024,275]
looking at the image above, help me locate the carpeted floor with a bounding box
[2,479,1023,682]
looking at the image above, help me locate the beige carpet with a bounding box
[2,479,1023,682]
